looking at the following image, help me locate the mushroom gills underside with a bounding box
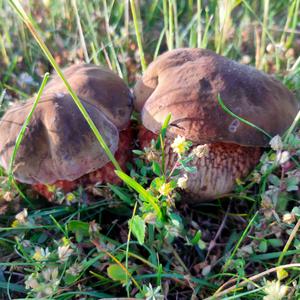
[139,126,262,200]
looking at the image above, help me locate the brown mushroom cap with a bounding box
[0,93,119,184]
[134,48,299,147]
[44,64,133,130]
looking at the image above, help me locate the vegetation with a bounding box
[0,0,299,299]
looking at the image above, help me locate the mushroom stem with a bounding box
[139,126,262,200]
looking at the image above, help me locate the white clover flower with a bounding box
[42,267,58,282]
[282,213,296,224]
[66,263,83,276]
[58,245,73,262]
[25,274,39,290]
[192,144,209,158]
[65,192,76,203]
[263,280,288,300]
[270,135,283,151]
[32,247,50,261]
[177,174,188,189]
[276,151,290,165]
[3,191,14,202]
[171,136,189,156]
[145,283,164,300]
[15,208,28,224]
[158,182,173,196]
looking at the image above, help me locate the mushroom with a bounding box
[0,64,133,200]
[134,48,299,200]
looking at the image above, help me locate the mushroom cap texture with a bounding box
[44,64,133,130]
[134,48,299,147]
[0,93,119,184]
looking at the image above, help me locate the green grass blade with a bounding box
[217,94,272,139]
[8,73,49,182]
[130,0,146,72]
[115,170,162,220]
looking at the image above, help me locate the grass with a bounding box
[0,0,300,299]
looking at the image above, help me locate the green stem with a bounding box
[217,94,272,139]
[130,0,147,72]
[8,73,49,183]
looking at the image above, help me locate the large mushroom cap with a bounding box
[44,64,133,130]
[0,93,119,185]
[134,48,299,146]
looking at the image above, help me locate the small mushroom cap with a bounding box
[0,93,119,184]
[134,48,299,147]
[44,64,133,130]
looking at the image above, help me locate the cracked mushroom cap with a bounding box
[44,64,133,130]
[0,93,119,185]
[134,48,299,147]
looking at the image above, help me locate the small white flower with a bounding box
[42,267,58,282]
[144,213,157,225]
[25,274,39,290]
[15,208,28,224]
[158,182,173,196]
[58,245,73,262]
[177,174,188,189]
[263,280,288,300]
[67,263,83,276]
[282,213,296,224]
[276,151,290,165]
[171,136,189,156]
[145,283,164,300]
[192,144,209,158]
[32,247,50,261]
[89,220,101,235]
[3,191,14,202]
[270,135,283,151]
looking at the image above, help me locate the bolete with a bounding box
[0,64,133,200]
[134,48,299,200]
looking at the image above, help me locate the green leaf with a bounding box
[107,264,128,283]
[152,161,161,176]
[132,149,144,156]
[258,240,268,253]
[108,184,133,205]
[268,174,281,187]
[160,113,172,139]
[276,267,288,280]
[286,177,299,192]
[181,164,197,173]
[115,170,162,220]
[68,220,89,242]
[191,230,202,245]
[151,177,164,190]
[169,213,183,228]
[129,215,146,245]
[156,113,172,149]
[292,206,300,217]
[267,238,283,248]
[197,239,207,250]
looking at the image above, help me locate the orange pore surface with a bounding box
[138,125,262,199]
[32,128,133,200]
[138,125,158,149]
